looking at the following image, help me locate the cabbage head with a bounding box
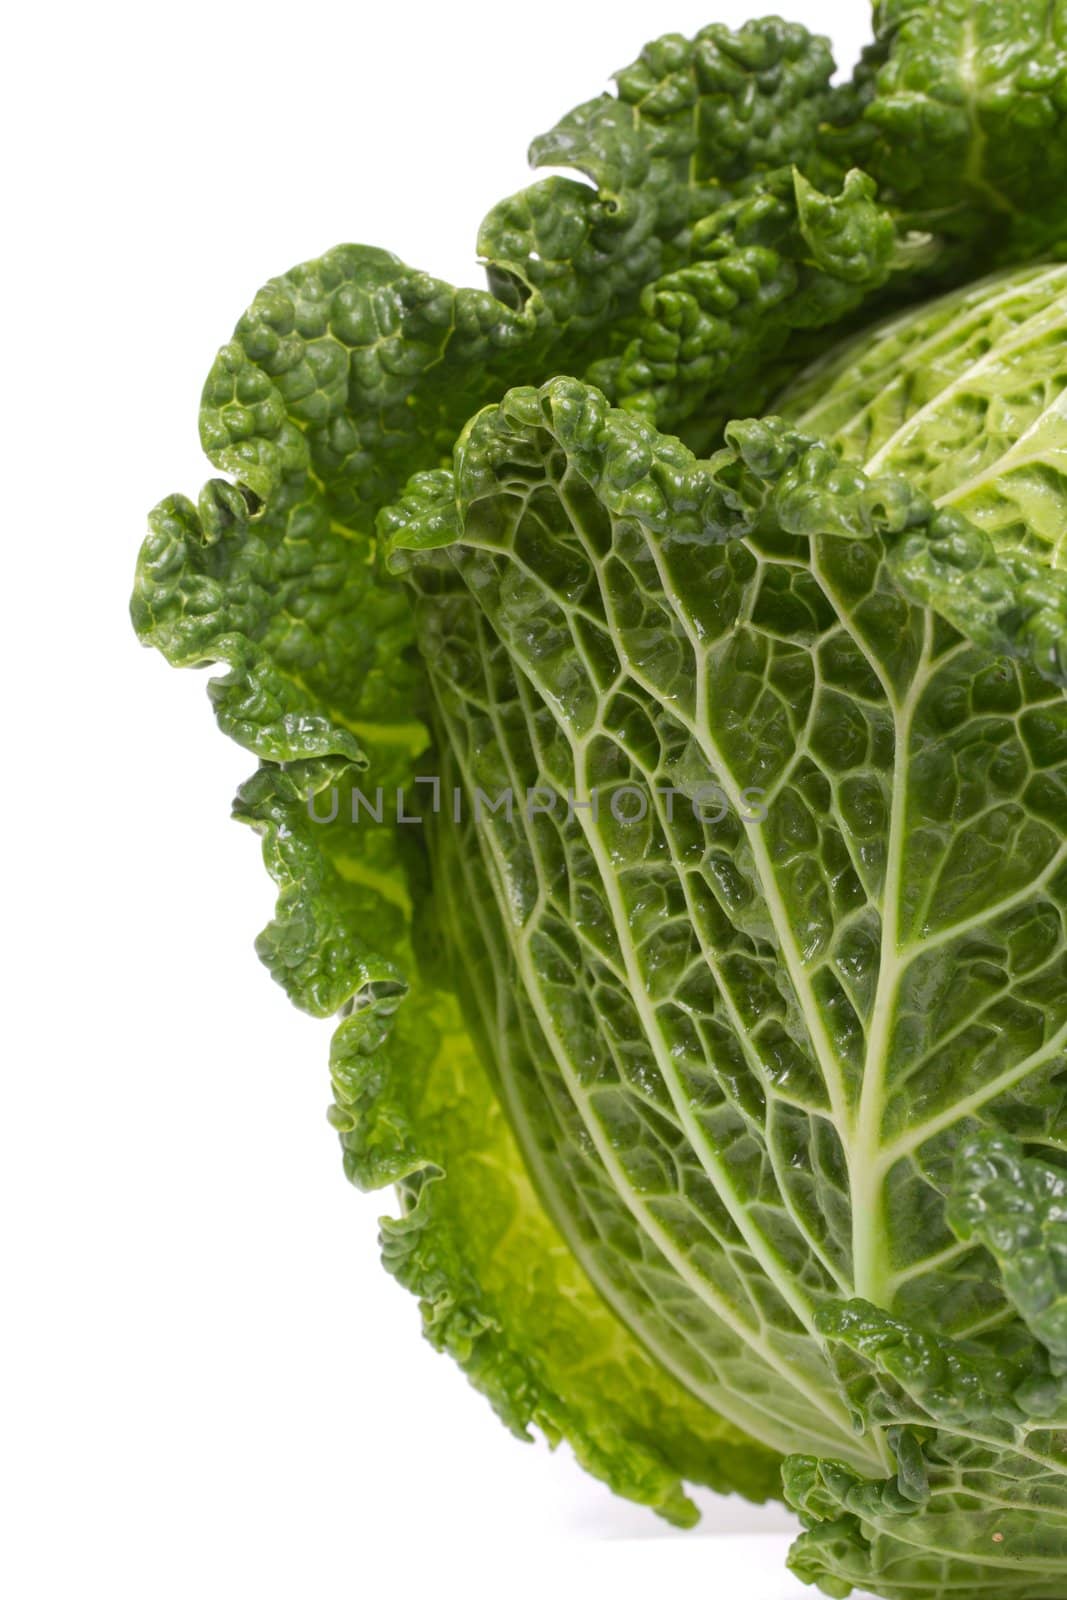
[133,7,1067,1595]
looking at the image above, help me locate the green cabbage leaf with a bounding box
[133,5,1067,1593]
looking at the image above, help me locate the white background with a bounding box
[5,3,872,1595]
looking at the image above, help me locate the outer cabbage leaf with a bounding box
[387,375,1067,1595]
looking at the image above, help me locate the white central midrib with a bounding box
[848,634,927,1306]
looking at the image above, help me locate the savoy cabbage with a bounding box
[133,5,1067,1594]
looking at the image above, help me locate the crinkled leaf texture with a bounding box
[132,4,1067,1591]
[130,13,920,783]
